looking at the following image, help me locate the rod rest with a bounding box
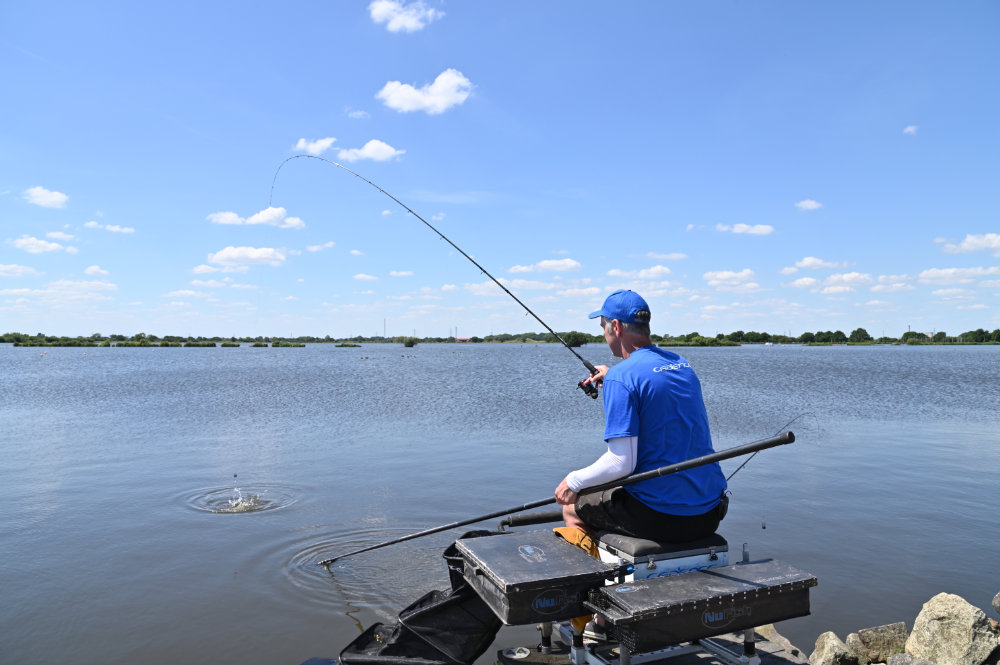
[499,509,565,529]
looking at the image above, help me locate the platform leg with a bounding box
[618,647,631,665]
[569,631,586,665]
[743,628,756,660]
[538,621,553,655]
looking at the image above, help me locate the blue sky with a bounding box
[2,2,998,338]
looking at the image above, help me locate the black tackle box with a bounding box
[453,529,617,625]
[586,558,817,653]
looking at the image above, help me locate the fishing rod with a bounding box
[318,430,794,566]
[270,154,601,398]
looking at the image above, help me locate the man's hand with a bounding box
[581,365,610,390]
[555,477,579,506]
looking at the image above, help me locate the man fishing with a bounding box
[554,289,728,543]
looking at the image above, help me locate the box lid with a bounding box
[596,559,817,622]
[455,529,613,593]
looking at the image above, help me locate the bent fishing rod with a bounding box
[270,154,600,398]
[318,430,794,566]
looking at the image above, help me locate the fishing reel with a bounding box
[577,379,599,399]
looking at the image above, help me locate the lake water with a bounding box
[2,342,999,664]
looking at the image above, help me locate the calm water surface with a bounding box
[1,343,998,664]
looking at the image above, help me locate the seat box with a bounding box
[597,532,729,581]
[586,558,817,653]
[454,530,616,625]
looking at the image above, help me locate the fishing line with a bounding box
[270,154,600,397]
[725,412,812,482]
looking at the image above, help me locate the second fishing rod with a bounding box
[271,154,601,397]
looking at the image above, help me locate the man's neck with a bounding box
[620,337,652,359]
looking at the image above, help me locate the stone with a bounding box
[905,592,997,665]
[755,623,802,657]
[994,591,1000,616]
[846,633,870,665]
[811,631,859,665]
[887,655,934,665]
[856,622,908,663]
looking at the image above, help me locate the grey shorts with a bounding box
[575,487,725,542]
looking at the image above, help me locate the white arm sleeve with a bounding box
[565,436,638,492]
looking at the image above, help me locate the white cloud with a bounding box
[931,288,975,301]
[797,256,842,269]
[903,125,918,135]
[337,139,405,162]
[957,304,988,310]
[47,231,75,241]
[163,289,208,298]
[84,265,108,276]
[207,206,304,229]
[207,246,287,267]
[84,221,135,233]
[390,270,413,276]
[1,264,40,277]
[2,279,117,306]
[647,252,687,260]
[192,264,219,274]
[12,235,75,254]
[703,268,762,292]
[464,278,556,297]
[294,137,336,155]
[918,266,1000,284]
[192,279,226,288]
[369,0,444,32]
[354,273,379,281]
[716,223,774,235]
[870,282,915,293]
[509,258,582,273]
[795,199,822,211]
[306,241,336,252]
[557,287,601,297]
[789,277,819,288]
[376,68,472,114]
[381,210,392,216]
[229,283,258,289]
[441,284,457,291]
[607,265,672,280]
[703,269,753,286]
[24,186,68,208]
[779,267,798,275]
[943,233,1000,257]
[821,285,854,295]
[347,109,370,120]
[825,272,873,287]
[349,249,364,256]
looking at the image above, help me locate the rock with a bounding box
[855,622,908,663]
[887,655,934,665]
[756,623,802,657]
[905,592,997,665]
[994,591,1000,616]
[811,631,859,665]
[755,624,807,662]
[846,633,870,665]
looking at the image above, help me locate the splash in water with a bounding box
[223,473,265,513]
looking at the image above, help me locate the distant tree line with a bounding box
[3,327,1000,347]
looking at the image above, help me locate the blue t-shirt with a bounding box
[602,346,726,516]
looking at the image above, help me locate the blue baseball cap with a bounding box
[588,289,651,323]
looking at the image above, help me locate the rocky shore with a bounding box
[806,592,1000,665]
